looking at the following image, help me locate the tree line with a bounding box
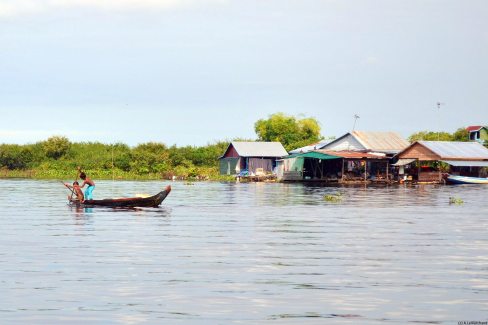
[0,112,479,179]
[0,137,230,179]
[408,128,469,142]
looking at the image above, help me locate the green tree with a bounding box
[0,144,33,169]
[408,131,453,142]
[254,113,322,151]
[452,128,469,142]
[25,142,46,168]
[112,143,132,171]
[130,142,170,174]
[42,136,71,160]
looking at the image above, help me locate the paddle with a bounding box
[63,167,81,201]
[75,166,82,182]
[62,181,76,201]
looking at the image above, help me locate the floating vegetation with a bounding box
[449,197,464,205]
[324,192,343,202]
[184,181,195,186]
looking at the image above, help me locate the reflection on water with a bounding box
[0,179,487,324]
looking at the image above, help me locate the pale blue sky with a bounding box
[0,0,487,146]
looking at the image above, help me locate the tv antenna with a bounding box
[436,102,445,140]
[352,114,360,131]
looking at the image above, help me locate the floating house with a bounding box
[466,126,488,145]
[219,141,288,176]
[318,131,409,156]
[394,141,488,182]
[320,131,410,183]
[278,131,410,183]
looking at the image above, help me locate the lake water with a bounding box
[0,179,487,324]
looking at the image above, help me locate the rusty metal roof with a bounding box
[229,141,288,158]
[318,150,389,160]
[351,131,410,153]
[418,141,488,159]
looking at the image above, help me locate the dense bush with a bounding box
[42,136,71,160]
[408,128,470,142]
[0,138,227,180]
[0,144,33,169]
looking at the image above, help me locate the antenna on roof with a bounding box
[352,114,360,131]
[436,102,445,140]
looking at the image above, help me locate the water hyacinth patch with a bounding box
[324,192,343,202]
[449,197,464,205]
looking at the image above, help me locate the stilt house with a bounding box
[317,131,409,156]
[279,131,409,183]
[219,141,288,176]
[394,141,488,182]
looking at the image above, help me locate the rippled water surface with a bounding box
[1,179,487,324]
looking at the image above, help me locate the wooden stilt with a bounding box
[386,161,389,183]
[364,160,367,182]
[341,159,345,182]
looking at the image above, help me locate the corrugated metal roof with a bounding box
[318,150,388,159]
[442,160,488,167]
[419,141,488,159]
[392,158,416,166]
[352,131,410,153]
[289,139,333,154]
[466,125,484,132]
[231,141,288,157]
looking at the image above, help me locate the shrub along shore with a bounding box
[0,137,235,181]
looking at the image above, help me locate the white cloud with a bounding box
[0,0,226,18]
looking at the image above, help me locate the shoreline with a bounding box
[0,169,235,182]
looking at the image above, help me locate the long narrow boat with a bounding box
[70,185,171,207]
[447,175,488,185]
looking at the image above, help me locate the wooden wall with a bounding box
[223,145,239,158]
[418,171,442,182]
[397,143,440,161]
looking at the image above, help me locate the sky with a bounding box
[0,0,487,147]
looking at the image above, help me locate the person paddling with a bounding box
[64,181,84,202]
[79,171,95,200]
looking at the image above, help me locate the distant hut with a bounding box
[219,141,288,176]
[466,126,488,145]
[394,141,488,183]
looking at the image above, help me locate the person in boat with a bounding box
[65,181,84,202]
[79,171,95,200]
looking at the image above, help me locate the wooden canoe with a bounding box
[70,185,171,207]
